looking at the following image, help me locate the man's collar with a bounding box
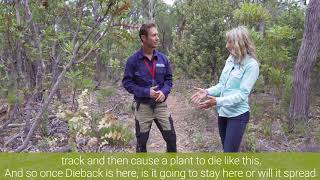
[138,48,158,60]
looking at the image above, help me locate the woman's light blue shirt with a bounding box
[207,55,259,117]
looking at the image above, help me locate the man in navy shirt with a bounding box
[122,22,176,152]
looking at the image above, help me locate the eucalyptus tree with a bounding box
[289,0,320,122]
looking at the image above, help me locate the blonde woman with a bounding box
[191,26,259,152]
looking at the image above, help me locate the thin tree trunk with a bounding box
[23,0,45,101]
[289,0,320,122]
[23,52,37,88]
[94,55,102,87]
[93,0,99,22]
[177,16,186,40]
[51,40,62,100]
[15,0,24,81]
[93,0,102,87]
[210,50,218,82]
[1,11,21,132]
[148,0,154,21]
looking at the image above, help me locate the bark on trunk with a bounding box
[51,40,62,100]
[289,0,320,121]
[15,0,24,81]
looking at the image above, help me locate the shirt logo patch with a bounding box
[156,63,165,67]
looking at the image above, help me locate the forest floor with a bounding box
[128,86,320,153]
[1,80,320,152]
[140,94,220,152]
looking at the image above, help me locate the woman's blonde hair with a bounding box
[226,26,257,64]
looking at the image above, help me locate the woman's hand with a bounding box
[191,87,208,103]
[198,96,217,109]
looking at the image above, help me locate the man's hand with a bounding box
[198,96,216,109]
[155,90,165,102]
[150,86,158,99]
[191,87,208,103]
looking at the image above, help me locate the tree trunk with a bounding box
[94,55,103,87]
[23,53,37,88]
[148,0,155,21]
[15,0,24,82]
[289,0,320,122]
[93,0,102,87]
[142,0,156,21]
[23,0,45,101]
[177,16,186,40]
[210,50,218,82]
[51,40,62,100]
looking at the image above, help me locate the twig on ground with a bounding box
[4,131,24,147]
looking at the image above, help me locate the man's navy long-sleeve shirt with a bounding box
[122,49,173,103]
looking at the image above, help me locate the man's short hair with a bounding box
[139,22,157,42]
